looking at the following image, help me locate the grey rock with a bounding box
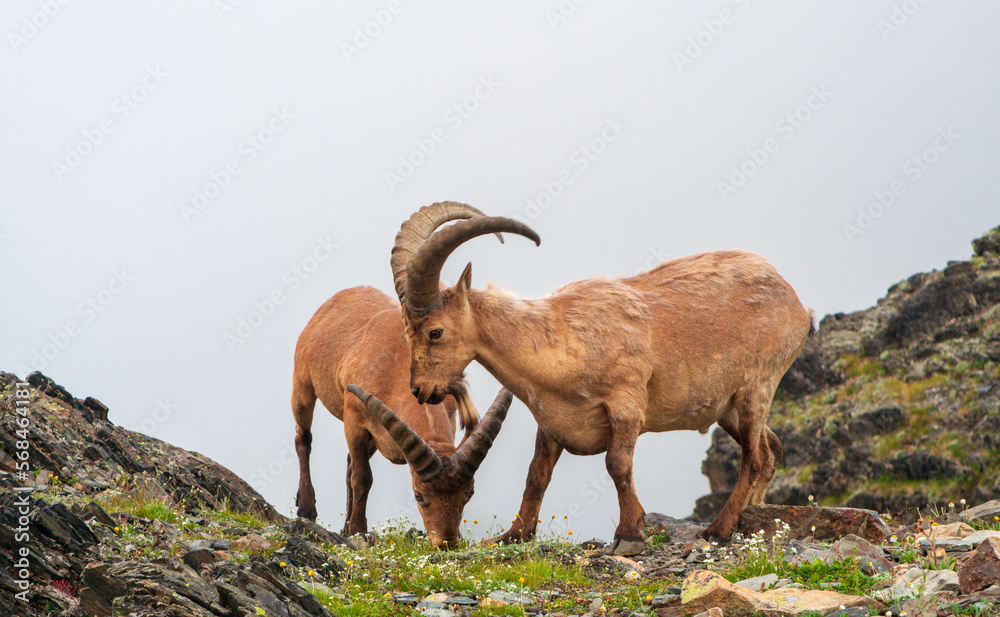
[487,590,534,605]
[873,567,960,602]
[734,573,780,590]
[392,592,420,605]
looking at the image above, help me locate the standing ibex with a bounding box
[391,202,812,555]
[292,205,513,548]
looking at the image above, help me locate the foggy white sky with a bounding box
[2,2,997,541]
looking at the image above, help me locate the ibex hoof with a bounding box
[610,537,645,556]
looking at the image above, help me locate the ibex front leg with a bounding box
[494,428,563,544]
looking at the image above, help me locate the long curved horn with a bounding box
[347,384,443,482]
[451,388,513,479]
[391,202,496,306]
[405,217,540,317]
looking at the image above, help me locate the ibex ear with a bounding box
[454,262,472,305]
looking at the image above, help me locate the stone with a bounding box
[734,573,781,591]
[393,592,420,605]
[823,608,869,617]
[963,530,1000,547]
[828,534,894,572]
[926,521,977,540]
[961,500,1000,525]
[271,535,347,579]
[680,570,778,615]
[581,538,608,549]
[483,590,534,606]
[760,587,884,616]
[232,532,273,552]
[958,536,1000,594]
[692,608,723,617]
[210,538,231,550]
[182,548,217,571]
[873,567,961,602]
[736,504,891,544]
[646,512,707,541]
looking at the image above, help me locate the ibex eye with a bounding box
[428,328,443,340]
[414,492,425,503]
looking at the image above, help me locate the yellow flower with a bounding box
[567,530,573,535]
[563,515,568,519]
[463,519,468,523]
[645,595,652,602]
[114,527,120,532]
[473,520,478,525]
[519,577,525,584]
[307,570,315,576]
[551,514,556,518]
[279,562,286,567]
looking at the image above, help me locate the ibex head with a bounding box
[347,384,512,548]
[390,202,539,405]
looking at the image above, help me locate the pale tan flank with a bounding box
[391,202,813,555]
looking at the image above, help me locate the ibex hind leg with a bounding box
[718,417,782,506]
[703,389,772,540]
[344,427,375,537]
[293,380,319,521]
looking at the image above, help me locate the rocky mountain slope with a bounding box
[696,224,1000,523]
[0,372,347,617]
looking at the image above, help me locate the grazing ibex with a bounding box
[293,206,513,548]
[391,202,813,555]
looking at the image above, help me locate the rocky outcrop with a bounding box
[0,372,281,522]
[0,373,347,617]
[696,224,1000,523]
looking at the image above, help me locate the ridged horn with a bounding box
[391,202,499,306]
[405,217,540,317]
[347,384,443,482]
[451,388,513,479]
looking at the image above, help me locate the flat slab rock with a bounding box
[737,504,891,543]
[680,570,883,616]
